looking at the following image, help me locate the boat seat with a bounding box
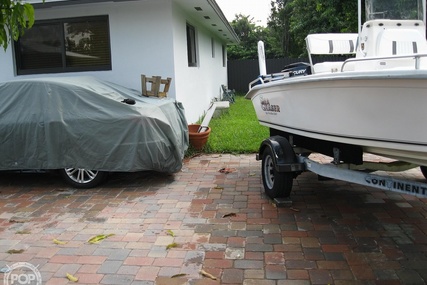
[306,33,358,73]
[376,29,427,56]
[313,62,344,73]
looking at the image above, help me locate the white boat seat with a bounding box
[306,33,358,55]
[376,29,427,56]
[306,33,358,73]
[313,62,343,73]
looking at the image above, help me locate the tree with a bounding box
[227,14,268,60]
[267,0,293,57]
[0,0,35,51]
[267,0,358,57]
[227,13,285,60]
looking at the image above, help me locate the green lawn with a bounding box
[193,95,269,154]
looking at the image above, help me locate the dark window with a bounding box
[186,23,197,67]
[211,38,215,58]
[222,45,226,67]
[15,16,111,75]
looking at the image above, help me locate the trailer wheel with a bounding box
[421,166,427,180]
[262,147,293,198]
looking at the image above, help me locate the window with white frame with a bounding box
[14,15,111,75]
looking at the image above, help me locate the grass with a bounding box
[187,94,269,155]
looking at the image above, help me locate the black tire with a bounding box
[261,146,294,199]
[59,168,108,188]
[420,166,427,180]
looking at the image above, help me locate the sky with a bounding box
[215,0,271,27]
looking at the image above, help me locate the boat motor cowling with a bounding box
[281,62,312,77]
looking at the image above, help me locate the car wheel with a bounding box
[60,168,108,188]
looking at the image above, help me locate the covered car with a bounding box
[0,76,189,187]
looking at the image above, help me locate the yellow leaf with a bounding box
[166,242,178,250]
[200,269,217,280]
[87,234,114,244]
[53,239,67,245]
[66,273,78,282]
[166,230,175,237]
[171,273,187,278]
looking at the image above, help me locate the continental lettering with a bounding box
[365,176,427,195]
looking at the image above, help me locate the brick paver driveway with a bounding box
[0,154,426,284]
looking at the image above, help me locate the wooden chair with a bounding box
[141,75,172,98]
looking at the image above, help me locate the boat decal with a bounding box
[260,96,280,114]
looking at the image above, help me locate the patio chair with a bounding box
[221,85,235,103]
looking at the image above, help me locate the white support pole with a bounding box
[423,0,426,26]
[358,0,362,35]
[257,41,267,76]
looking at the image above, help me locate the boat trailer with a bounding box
[257,135,427,202]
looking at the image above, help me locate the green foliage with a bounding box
[228,0,359,59]
[228,12,288,60]
[284,0,358,57]
[203,95,269,154]
[0,0,35,51]
[228,14,269,60]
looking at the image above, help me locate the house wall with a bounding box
[171,2,228,123]
[0,0,176,94]
[0,0,230,124]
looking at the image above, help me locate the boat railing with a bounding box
[341,53,427,72]
[248,72,290,90]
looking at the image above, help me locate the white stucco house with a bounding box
[0,0,239,123]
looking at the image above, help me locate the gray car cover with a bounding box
[0,76,188,173]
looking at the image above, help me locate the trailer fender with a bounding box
[257,136,304,173]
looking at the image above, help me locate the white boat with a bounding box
[246,0,427,199]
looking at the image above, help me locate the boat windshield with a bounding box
[365,0,424,21]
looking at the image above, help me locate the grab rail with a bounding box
[248,72,290,90]
[341,53,427,72]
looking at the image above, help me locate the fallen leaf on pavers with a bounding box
[171,273,187,278]
[166,230,175,237]
[7,249,24,254]
[55,189,68,192]
[16,230,31,234]
[213,186,224,190]
[222,213,237,218]
[166,242,178,250]
[219,167,235,174]
[211,154,222,158]
[200,269,217,280]
[87,233,115,244]
[53,239,68,245]
[66,273,79,282]
[9,219,29,223]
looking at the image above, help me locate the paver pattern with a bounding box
[0,153,426,284]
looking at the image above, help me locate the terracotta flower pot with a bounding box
[188,124,211,150]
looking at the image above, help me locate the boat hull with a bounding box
[247,70,427,166]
